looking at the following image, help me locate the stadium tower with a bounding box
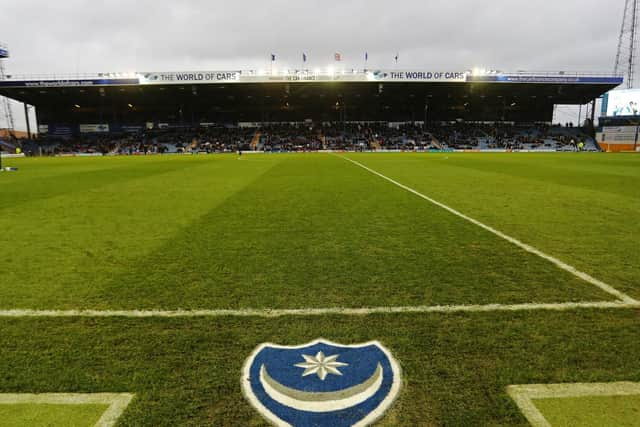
[0,42,15,135]
[615,0,640,88]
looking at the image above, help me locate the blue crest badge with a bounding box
[242,339,401,426]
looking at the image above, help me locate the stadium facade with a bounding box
[0,69,622,139]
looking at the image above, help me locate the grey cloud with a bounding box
[0,0,630,128]
[1,0,626,73]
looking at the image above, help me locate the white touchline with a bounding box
[337,155,638,304]
[507,382,640,427]
[0,393,134,427]
[0,301,638,318]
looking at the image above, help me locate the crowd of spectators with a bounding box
[2,122,598,155]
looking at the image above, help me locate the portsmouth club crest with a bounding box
[242,339,401,426]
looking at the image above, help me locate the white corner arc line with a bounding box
[0,301,639,318]
[0,393,134,427]
[337,155,638,304]
[507,382,640,427]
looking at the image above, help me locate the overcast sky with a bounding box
[1,0,629,129]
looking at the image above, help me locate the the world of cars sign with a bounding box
[136,70,467,85]
[133,70,622,85]
[138,71,241,84]
[368,70,466,81]
[0,70,622,88]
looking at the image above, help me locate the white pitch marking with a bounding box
[337,155,638,304]
[507,382,640,427]
[0,301,638,318]
[0,393,134,427]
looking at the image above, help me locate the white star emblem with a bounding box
[294,351,349,381]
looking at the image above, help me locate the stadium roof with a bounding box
[0,69,623,125]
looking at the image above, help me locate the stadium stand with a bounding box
[1,122,599,155]
[0,68,621,153]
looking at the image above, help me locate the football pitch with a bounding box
[0,152,639,426]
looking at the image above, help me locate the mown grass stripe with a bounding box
[338,155,639,304]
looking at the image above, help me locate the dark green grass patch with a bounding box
[0,155,283,308]
[0,154,613,310]
[0,309,638,426]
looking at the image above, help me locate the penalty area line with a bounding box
[336,155,638,305]
[0,301,638,318]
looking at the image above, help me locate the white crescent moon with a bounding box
[259,363,383,413]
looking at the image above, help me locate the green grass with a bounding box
[0,152,639,425]
[533,395,640,427]
[0,403,108,427]
[348,153,640,300]
[0,310,639,426]
[2,153,634,310]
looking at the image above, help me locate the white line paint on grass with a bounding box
[0,393,134,427]
[507,382,640,427]
[337,155,638,304]
[0,301,638,318]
